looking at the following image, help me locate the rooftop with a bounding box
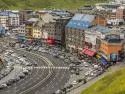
[66,14,95,29]
[0,11,19,17]
[27,18,39,22]
[85,26,111,34]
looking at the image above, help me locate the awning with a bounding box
[100,57,108,65]
[82,48,96,56]
[46,38,56,45]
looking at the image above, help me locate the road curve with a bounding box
[0,48,70,94]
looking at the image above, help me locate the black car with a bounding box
[66,84,73,89]
[23,54,26,57]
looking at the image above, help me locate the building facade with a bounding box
[42,12,72,46]
[99,34,124,62]
[18,24,26,42]
[93,15,107,26]
[65,14,95,53]
[0,11,19,31]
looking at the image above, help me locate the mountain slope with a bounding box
[0,0,111,9]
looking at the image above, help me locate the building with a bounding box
[115,0,125,4]
[19,10,34,24]
[0,25,5,37]
[77,5,97,14]
[65,14,95,53]
[95,3,120,11]
[32,20,45,39]
[93,15,107,26]
[99,34,124,62]
[95,3,125,25]
[0,11,19,30]
[25,18,38,43]
[17,24,26,42]
[116,6,125,22]
[42,11,72,46]
[84,26,111,51]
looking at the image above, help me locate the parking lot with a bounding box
[0,49,33,90]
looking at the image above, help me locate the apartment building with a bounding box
[100,34,124,62]
[65,14,95,53]
[0,11,19,30]
[42,11,72,46]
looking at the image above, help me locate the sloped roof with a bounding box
[95,26,111,33]
[52,10,71,17]
[85,25,111,34]
[34,20,45,28]
[66,14,95,29]
[0,11,19,17]
[42,13,60,23]
[28,18,38,22]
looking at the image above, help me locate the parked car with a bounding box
[55,90,62,94]
[0,83,7,89]
[66,84,73,89]
[72,80,78,85]
[18,73,25,78]
[22,69,29,75]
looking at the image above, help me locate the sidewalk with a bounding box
[67,62,125,94]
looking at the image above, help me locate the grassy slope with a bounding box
[81,68,125,94]
[0,0,111,10]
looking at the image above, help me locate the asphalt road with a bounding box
[0,47,70,94]
[0,36,70,94]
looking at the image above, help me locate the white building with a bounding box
[0,11,20,31]
[84,26,111,50]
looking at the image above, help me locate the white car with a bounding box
[72,80,78,85]
[25,62,32,66]
[93,65,99,69]
[55,90,61,94]
[18,72,25,78]
[8,62,15,66]
[19,58,25,62]
[22,69,29,74]
[11,53,17,57]
[6,50,13,53]
[85,71,91,76]
[84,64,89,67]
[0,83,7,88]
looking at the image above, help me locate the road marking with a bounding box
[15,48,54,67]
[15,49,54,94]
[15,66,70,70]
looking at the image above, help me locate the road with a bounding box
[0,37,70,94]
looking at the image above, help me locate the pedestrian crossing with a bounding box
[34,66,69,70]
[15,66,70,70]
[34,66,70,70]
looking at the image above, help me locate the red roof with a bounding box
[82,48,96,56]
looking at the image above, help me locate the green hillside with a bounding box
[81,68,125,94]
[0,0,111,10]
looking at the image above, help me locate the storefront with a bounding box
[18,35,26,42]
[110,53,118,62]
[96,52,108,66]
[46,38,56,45]
[82,48,96,57]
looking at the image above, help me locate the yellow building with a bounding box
[32,27,41,39]
[32,20,45,39]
